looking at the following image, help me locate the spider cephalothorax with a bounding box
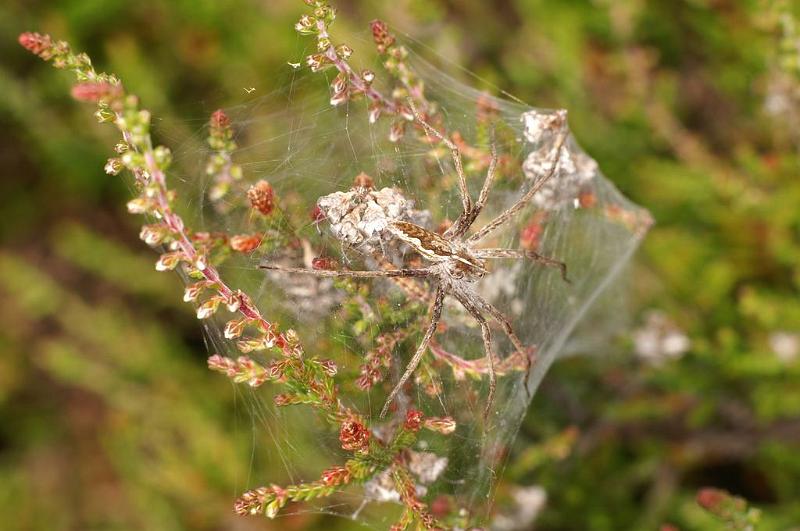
[261,103,569,419]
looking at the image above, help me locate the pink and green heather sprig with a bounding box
[295,0,416,140]
[206,109,244,205]
[232,407,454,523]
[19,28,458,526]
[19,32,291,359]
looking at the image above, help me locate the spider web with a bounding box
[158,26,652,529]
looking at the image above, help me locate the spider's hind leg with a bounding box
[379,285,446,419]
[451,290,498,419]
[471,290,538,397]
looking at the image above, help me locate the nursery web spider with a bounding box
[261,104,569,419]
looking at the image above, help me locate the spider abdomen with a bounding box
[387,220,486,277]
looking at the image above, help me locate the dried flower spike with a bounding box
[247,180,275,215]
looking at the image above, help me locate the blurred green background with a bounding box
[2,0,800,529]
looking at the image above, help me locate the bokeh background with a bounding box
[2,0,800,529]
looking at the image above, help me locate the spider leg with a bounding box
[451,290,497,419]
[475,248,569,282]
[260,263,431,279]
[406,98,473,236]
[467,114,569,244]
[453,130,498,239]
[379,285,446,419]
[464,288,538,396]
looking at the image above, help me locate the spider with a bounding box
[261,103,570,419]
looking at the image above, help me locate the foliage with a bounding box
[2,0,800,529]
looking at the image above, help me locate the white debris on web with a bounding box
[316,185,433,258]
[317,186,430,252]
[362,450,448,503]
[263,240,342,320]
[521,110,599,210]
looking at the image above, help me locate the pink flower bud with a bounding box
[404,409,424,432]
[18,32,54,58]
[318,359,338,377]
[247,180,275,215]
[210,109,230,129]
[230,234,262,253]
[339,419,370,451]
[423,416,456,435]
[155,251,184,271]
[320,466,351,486]
[71,81,121,102]
[224,318,248,339]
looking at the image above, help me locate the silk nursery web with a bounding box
[19,3,651,528]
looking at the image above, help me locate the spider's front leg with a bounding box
[468,115,569,244]
[476,248,569,282]
[259,263,431,278]
[406,98,474,238]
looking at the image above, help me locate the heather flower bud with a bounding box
[236,338,269,353]
[140,223,169,246]
[339,419,370,451]
[183,281,212,302]
[207,354,237,376]
[18,32,54,59]
[126,197,152,215]
[317,37,332,52]
[370,20,395,54]
[368,103,381,124]
[234,486,272,517]
[230,234,262,253]
[224,290,242,312]
[284,329,300,347]
[224,318,248,339]
[305,53,328,72]
[70,81,121,102]
[153,145,172,169]
[155,251,184,271]
[320,466,351,487]
[104,158,123,175]
[361,69,375,84]
[318,359,338,377]
[294,14,317,35]
[404,409,424,432]
[423,416,456,435]
[247,180,275,215]
[312,257,339,270]
[196,296,221,319]
[335,44,353,59]
[267,361,285,379]
[94,106,115,123]
[389,120,405,142]
[210,109,230,129]
[330,87,349,106]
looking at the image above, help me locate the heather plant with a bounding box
[17,0,650,525]
[7,0,800,530]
